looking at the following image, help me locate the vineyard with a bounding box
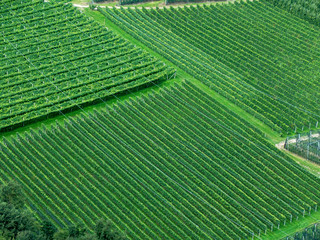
[100,0,320,133]
[1,81,320,239]
[0,0,174,133]
[1,0,320,239]
[285,131,320,164]
[119,0,152,6]
[281,221,320,240]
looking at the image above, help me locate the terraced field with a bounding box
[100,1,320,133]
[1,81,319,240]
[0,0,174,132]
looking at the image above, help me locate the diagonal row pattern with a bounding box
[100,1,320,133]
[1,81,319,239]
[0,0,174,132]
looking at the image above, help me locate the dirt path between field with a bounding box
[72,0,236,9]
[73,4,156,9]
[72,3,202,9]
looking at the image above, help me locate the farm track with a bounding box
[72,0,239,9]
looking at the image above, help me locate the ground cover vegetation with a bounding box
[0,0,174,133]
[1,81,319,240]
[100,0,320,134]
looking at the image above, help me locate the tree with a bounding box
[16,231,45,240]
[0,181,25,209]
[68,224,87,238]
[95,219,127,240]
[0,202,37,240]
[8,209,37,239]
[0,182,126,240]
[53,229,68,240]
[0,202,15,237]
[41,220,57,240]
[77,233,96,240]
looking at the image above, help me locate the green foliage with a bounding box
[0,181,25,209]
[0,202,38,239]
[100,1,320,134]
[41,220,57,240]
[77,234,97,240]
[89,4,97,10]
[266,0,320,26]
[52,230,69,240]
[0,0,174,133]
[119,0,152,6]
[165,0,216,5]
[0,182,126,240]
[16,231,45,240]
[282,222,320,240]
[68,224,87,238]
[95,219,127,240]
[286,132,320,164]
[1,81,320,239]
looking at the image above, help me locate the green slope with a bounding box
[100,2,320,133]
[82,6,320,240]
[1,80,319,240]
[83,8,282,144]
[0,0,174,133]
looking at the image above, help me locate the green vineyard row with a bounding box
[0,0,174,133]
[100,0,320,133]
[1,81,319,239]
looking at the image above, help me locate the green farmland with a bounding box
[101,1,320,133]
[0,0,174,133]
[1,0,320,239]
[2,81,320,239]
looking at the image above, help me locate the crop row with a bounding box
[100,1,320,133]
[0,0,173,132]
[1,81,319,239]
